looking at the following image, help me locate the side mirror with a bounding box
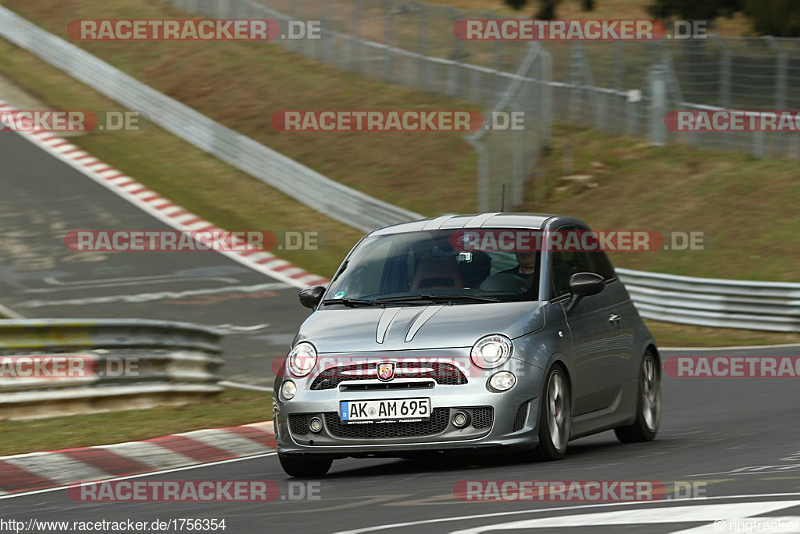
[566,272,604,314]
[299,285,326,309]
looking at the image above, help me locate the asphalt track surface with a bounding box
[3,132,800,533]
[0,131,313,386]
[2,345,800,533]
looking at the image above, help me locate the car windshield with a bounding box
[324,229,541,305]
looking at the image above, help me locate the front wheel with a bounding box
[532,365,571,460]
[615,350,661,443]
[278,453,333,478]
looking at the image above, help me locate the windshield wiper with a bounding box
[322,298,379,307]
[375,294,499,304]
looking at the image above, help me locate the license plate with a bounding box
[339,398,431,424]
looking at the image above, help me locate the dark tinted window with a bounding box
[588,249,616,280]
[551,249,595,298]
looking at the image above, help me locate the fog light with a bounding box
[280,380,296,400]
[452,411,470,428]
[489,371,516,392]
[309,417,323,433]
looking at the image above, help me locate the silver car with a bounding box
[273,213,662,477]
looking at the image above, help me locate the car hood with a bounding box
[295,301,546,353]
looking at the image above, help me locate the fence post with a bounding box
[417,3,430,89]
[648,65,667,146]
[322,0,332,64]
[384,0,395,83]
[766,36,788,157]
[569,43,584,124]
[540,48,553,147]
[712,36,731,151]
[349,0,362,72]
[511,102,524,208]
[466,135,491,212]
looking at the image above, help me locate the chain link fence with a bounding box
[165,0,800,211]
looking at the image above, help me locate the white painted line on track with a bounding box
[331,493,800,534]
[447,500,800,533]
[0,452,277,501]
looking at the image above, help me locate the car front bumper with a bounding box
[273,355,544,457]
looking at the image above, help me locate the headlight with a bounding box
[287,342,317,377]
[488,371,517,392]
[280,380,296,400]
[470,334,513,369]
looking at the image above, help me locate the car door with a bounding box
[588,246,635,378]
[548,232,620,416]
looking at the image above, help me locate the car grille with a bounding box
[513,402,529,431]
[288,407,494,439]
[473,407,493,429]
[289,414,310,435]
[324,409,450,439]
[310,361,468,390]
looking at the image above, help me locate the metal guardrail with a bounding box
[0,6,421,233]
[0,319,225,420]
[617,268,800,333]
[0,7,797,333]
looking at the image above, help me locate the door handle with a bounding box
[609,314,622,326]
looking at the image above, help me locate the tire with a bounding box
[532,365,571,461]
[278,453,333,478]
[615,349,661,443]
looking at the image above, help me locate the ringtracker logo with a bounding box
[665,356,800,378]
[665,110,800,132]
[0,110,142,133]
[271,110,484,132]
[64,230,320,252]
[450,230,711,253]
[68,481,280,502]
[67,19,282,40]
[454,19,708,41]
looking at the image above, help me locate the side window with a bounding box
[550,227,595,299]
[550,250,595,299]
[588,250,616,281]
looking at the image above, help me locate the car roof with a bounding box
[369,213,587,236]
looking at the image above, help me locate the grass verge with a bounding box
[0,2,797,347]
[0,390,271,457]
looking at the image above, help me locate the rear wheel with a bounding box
[532,365,571,460]
[278,453,333,478]
[615,350,661,443]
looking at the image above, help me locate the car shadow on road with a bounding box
[319,435,662,479]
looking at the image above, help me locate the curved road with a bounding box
[2,131,800,533]
[2,345,800,533]
[0,131,313,387]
